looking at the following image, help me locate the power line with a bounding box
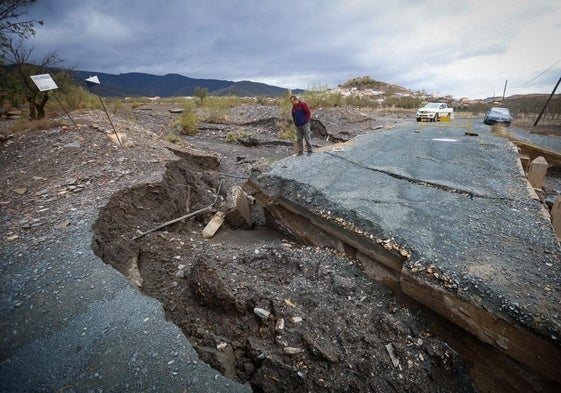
[512,59,561,88]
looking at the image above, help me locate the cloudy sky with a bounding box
[21,0,561,99]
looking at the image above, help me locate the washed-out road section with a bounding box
[248,121,561,388]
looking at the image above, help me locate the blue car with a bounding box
[483,107,512,126]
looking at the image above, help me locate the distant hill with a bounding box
[337,76,413,95]
[213,80,292,97]
[72,70,295,98]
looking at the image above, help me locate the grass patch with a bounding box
[199,96,244,123]
[225,131,251,143]
[276,118,295,141]
[1,118,64,136]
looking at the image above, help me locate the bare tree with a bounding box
[0,0,43,60]
[4,39,63,120]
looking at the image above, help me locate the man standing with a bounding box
[290,95,313,156]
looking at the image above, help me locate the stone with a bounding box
[202,211,225,238]
[126,255,143,287]
[108,132,133,147]
[253,307,270,319]
[283,347,303,355]
[527,156,548,189]
[64,141,81,149]
[225,186,253,229]
[7,234,19,241]
[385,343,400,367]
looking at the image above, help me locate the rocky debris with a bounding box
[127,231,477,392]
[90,137,478,392]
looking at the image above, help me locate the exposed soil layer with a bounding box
[92,155,477,393]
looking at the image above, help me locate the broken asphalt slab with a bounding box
[249,121,561,384]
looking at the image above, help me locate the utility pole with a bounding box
[501,80,508,106]
[534,76,561,126]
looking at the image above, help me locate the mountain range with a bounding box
[73,70,302,98]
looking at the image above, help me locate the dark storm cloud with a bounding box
[21,0,561,98]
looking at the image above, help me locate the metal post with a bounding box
[52,93,85,139]
[97,95,123,147]
[132,179,223,240]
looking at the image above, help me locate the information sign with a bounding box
[30,74,58,92]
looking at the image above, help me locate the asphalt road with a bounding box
[0,221,251,393]
[262,119,561,338]
[508,126,561,153]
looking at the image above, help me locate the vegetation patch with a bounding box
[224,130,251,143]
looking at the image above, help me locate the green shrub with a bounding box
[172,99,199,135]
[277,118,295,140]
[382,96,423,109]
[174,111,199,135]
[343,94,378,108]
[58,86,99,110]
[278,92,293,115]
[166,134,182,144]
[199,96,245,122]
[194,87,208,104]
[301,83,334,108]
[107,98,123,114]
[201,98,226,122]
[256,95,269,105]
[127,97,151,107]
[209,95,243,108]
[202,107,228,123]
